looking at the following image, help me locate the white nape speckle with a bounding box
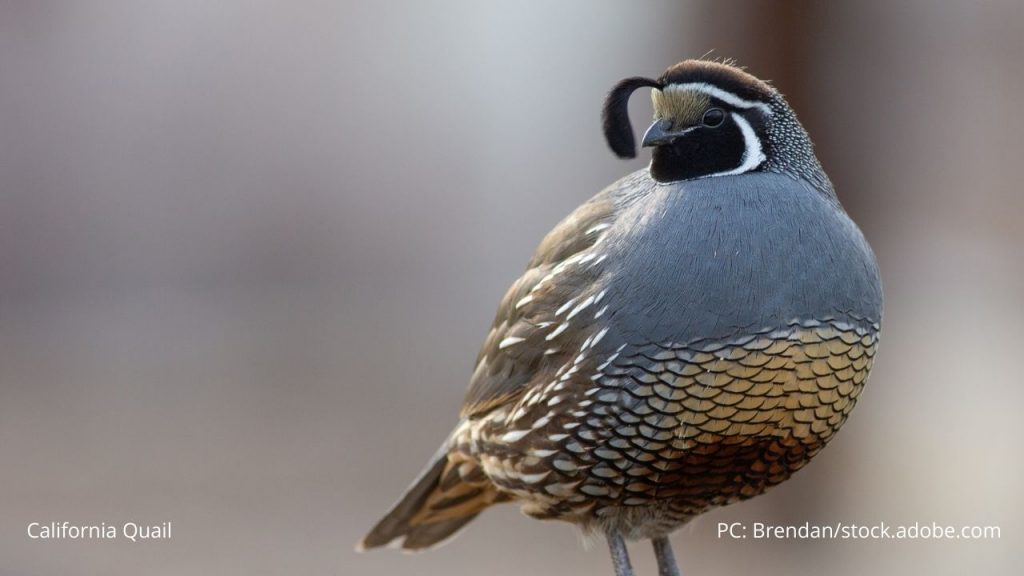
[586,223,611,235]
[594,289,607,304]
[548,433,569,442]
[546,323,569,341]
[546,395,563,407]
[498,336,525,349]
[543,348,559,355]
[531,448,557,458]
[501,429,531,443]
[515,294,534,309]
[594,305,609,319]
[590,327,609,348]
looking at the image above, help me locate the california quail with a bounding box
[358,59,883,576]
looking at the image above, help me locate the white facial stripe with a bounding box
[710,112,766,177]
[664,82,773,115]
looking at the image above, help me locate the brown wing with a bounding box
[460,189,618,418]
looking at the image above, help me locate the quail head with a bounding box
[358,59,883,576]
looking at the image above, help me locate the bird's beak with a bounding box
[641,118,692,148]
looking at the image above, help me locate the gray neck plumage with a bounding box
[763,95,835,200]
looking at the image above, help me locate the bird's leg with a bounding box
[606,531,634,576]
[652,536,681,576]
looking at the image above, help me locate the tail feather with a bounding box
[401,513,480,551]
[358,443,497,551]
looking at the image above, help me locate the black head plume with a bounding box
[602,77,663,159]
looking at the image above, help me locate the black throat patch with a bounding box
[650,120,746,182]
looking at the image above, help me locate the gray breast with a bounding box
[598,171,882,343]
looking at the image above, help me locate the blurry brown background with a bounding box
[2,1,1022,575]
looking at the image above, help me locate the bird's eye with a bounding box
[702,108,725,128]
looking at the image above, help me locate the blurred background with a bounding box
[1,1,1022,574]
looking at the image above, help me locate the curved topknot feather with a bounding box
[601,77,662,159]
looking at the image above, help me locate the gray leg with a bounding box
[606,531,634,576]
[652,536,681,576]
